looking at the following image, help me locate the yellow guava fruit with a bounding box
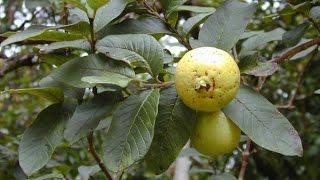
[191,111,241,156]
[174,47,240,112]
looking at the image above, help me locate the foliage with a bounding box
[0,0,320,179]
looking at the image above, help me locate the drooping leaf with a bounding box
[26,173,64,180]
[78,165,100,180]
[3,87,64,103]
[40,39,91,51]
[282,22,309,47]
[145,87,196,174]
[97,16,171,38]
[240,28,285,55]
[223,86,303,156]
[94,0,133,32]
[81,72,132,88]
[64,92,121,143]
[87,0,108,10]
[238,53,278,76]
[103,89,160,172]
[19,103,75,175]
[49,54,135,88]
[196,0,257,51]
[39,76,85,101]
[38,53,78,66]
[0,22,87,47]
[160,0,187,16]
[96,34,164,76]
[182,12,212,37]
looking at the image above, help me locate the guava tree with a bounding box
[0,0,319,179]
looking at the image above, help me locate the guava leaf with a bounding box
[196,0,257,51]
[96,34,164,77]
[40,39,91,51]
[145,87,196,174]
[103,89,160,172]
[94,0,133,32]
[223,86,303,156]
[64,92,121,143]
[49,54,135,88]
[3,87,64,103]
[19,103,75,175]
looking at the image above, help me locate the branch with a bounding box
[143,1,192,50]
[87,131,113,180]
[270,38,320,64]
[0,54,38,78]
[238,139,252,180]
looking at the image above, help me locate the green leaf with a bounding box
[69,8,90,23]
[40,39,91,51]
[175,5,215,13]
[87,0,108,10]
[3,87,64,103]
[223,86,303,156]
[26,172,64,180]
[81,72,132,88]
[39,76,85,101]
[240,28,285,55]
[103,89,160,172]
[94,0,133,32]
[38,53,78,66]
[97,16,171,37]
[310,6,320,19]
[212,173,237,180]
[78,165,100,180]
[196,0,256,51]
[238,53,278,76]
[19,103,75,175]
[161,0,187,15]
[64,92,121,143]
[182,12,212,37]
[282,22,309,47]
[0,22,86,47]
[145,87,196,174]
[64,0,87,12]
[96,34,164,77]
[49,54,135,88]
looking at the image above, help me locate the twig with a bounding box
[87,131,113,180]
[238,139,252,180]
[277,49,317,109]
[143,1,192,50]
[16,9,42,31]
[270,38,320,64]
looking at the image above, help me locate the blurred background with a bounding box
[0,0,319,179]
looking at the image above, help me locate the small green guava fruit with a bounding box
[174,47,240,112]
[191,111,241,156]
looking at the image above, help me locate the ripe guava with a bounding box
[174,47,240,111]
[191,111,241,156]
